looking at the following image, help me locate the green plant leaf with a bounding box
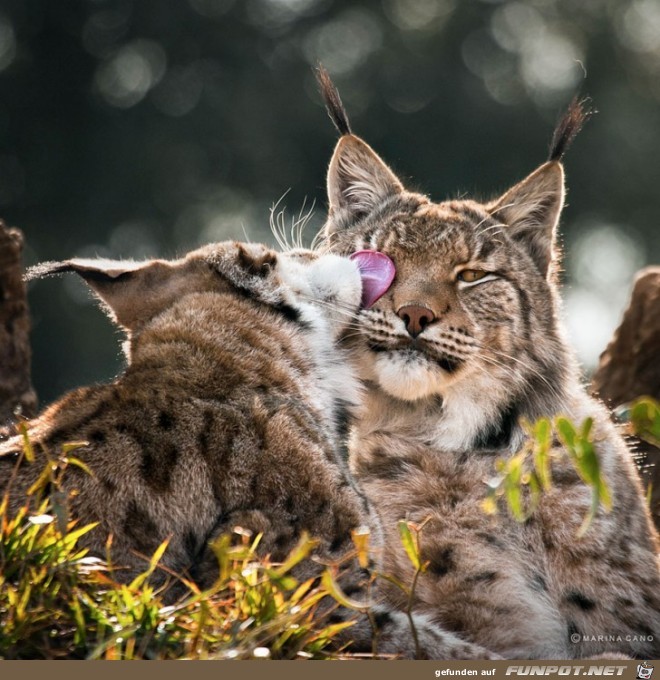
[62,455,95,478]
[397,520,421,571]
[272,532,319,578]
[555,417,576,451]
[628,397,660,447]
[27,463,52,497]
[18,422,35,463]
[351,525,370,569]
[533,418,552,490]
[320,570,368,612]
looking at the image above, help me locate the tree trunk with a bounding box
[0,220,36,426]
[591,266,660,529]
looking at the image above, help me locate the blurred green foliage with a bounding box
[0,432,442,660]
[483,416,612,537]
[0,436,370,660]
[0,501,359,659]
[626,396,660,449]
[1,0,659,403]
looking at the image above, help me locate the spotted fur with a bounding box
[0,241,496,659]
[316,72,660,658]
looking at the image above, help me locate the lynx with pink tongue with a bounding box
[349,250,396,308]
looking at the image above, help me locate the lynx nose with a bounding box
[397,304,436,338]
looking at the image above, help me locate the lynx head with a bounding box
[316,68,590,449]
[27,241,363,348]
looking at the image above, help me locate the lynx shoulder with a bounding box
[0,240,493,659]
[316,69,660,659]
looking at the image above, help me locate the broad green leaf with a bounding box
[62,455,95,478]
[310,619,356,642]
[320,569,369,611]
[397,520,421,571]
[373,570,411,597]
[555,417,576,450]
[70,597,87,646]
[533,418,552,490]
[629,397,660,447]
[148,538,170,570]
[575,439,599,486]
[580,417,593,440]
[27,463,52,497]
[264,569,298,591]
[128,539,169,589]
[598,477,612,512]
[64,522,99,545]
[527,472,541,515]
[272,532,319,577]
[209,533,232,584]
[289,577,315,605]
[249,532,263,554]
[351,525,370,569]
[504,481,523,521]
[577,491,601,538]
[295,588,331,611]
[18,422,35,463]
[61,441,90,455]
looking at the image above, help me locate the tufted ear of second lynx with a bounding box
[26,257,215,333]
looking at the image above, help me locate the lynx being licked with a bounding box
[0,241,497,659]
[315,68,660,658]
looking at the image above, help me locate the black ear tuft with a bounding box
[316,64,352,136]
[25,260,136,283]
[25,261,78,281]
[24,257,177,331]
[548,96,593,162]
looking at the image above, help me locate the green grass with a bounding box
[0,433,368,660]
[0,495,361,659]
[4,402,651,660]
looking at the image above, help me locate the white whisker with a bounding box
[269,189,292,252]
[240,222,252,244]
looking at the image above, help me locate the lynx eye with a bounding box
[457,269,488,283]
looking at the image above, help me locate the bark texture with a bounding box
[0,220,36,425]
[591,266,660,529]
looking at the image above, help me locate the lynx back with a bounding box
[0,240,494,659]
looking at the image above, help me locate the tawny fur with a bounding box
[316,78,660,659]
[0,241,496,659]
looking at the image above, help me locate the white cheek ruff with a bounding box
[276,257,314,298]
[308,254,362,311]
[374,352,448,401]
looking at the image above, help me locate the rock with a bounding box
[591,267,660,529]
[0,220,36,426]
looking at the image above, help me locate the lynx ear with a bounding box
[326,135,404,231]
[26,258,174,331]
[488,161,565,278]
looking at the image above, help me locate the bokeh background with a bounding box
[1,0,659,406]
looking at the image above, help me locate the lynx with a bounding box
[0,240,496,659]
[315,68,660,658]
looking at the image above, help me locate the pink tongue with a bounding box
[350,250,396,309]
